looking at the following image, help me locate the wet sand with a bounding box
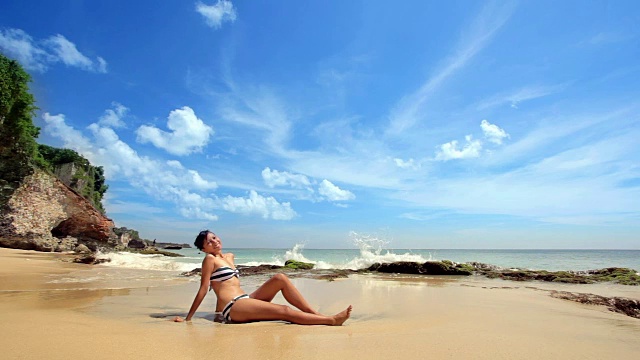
[1,248,639,359]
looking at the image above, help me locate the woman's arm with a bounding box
[183,256,215,321]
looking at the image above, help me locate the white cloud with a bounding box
[436,135,482,161]
[394,158,419,169]
[221,190,297,220]
[42,113,94,154]
[179,206,219,221]
[196,0,237,28]
[136,106,214,156]
[43,107,301,222]
[98,102,128,128]
[0,28,107,73]
[96,57,107,73]
[43,111,220,221]
[262,167,311,188]
[44,34,106,73]
[318,180,355,201]
[480,119,509,145]
[0,28,50,72]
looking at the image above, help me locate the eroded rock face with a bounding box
[0,169,116,251]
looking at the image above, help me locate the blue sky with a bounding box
[1,1,639,249]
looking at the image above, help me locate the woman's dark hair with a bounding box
[194,230,210,251]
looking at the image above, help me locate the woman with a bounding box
[174,230,352,325]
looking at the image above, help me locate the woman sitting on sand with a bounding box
[174,230,352,325]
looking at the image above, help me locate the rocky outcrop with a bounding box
[363,261,640,285]
[479,267,640,285]
[367,260,474,275]
[181,263,354,281]
[0,169,116,251]
[550,290,640,319]
[127,238,146,249]
[284,260,314,270]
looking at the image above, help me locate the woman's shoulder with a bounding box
[202,253,216,266]
[203,253,232,267]
[222,253,235,265]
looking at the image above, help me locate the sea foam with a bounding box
[97,251,196,272]
[268,231,430,270]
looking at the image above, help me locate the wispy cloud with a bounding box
[582,32,635,46]
[394,115,640,224]
[386,1,516,135]
[218,86,293,156]
[0,28,107,73]
[393,158,420,170]
[475,83,567,110]
[196,0,237,29]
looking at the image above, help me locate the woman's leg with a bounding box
[230,298,351,326]
[250,273,319,314]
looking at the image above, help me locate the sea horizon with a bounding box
[98,245,640,274]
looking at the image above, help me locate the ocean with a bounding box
[97,238,640,274]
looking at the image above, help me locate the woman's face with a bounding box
[202,232,222,253]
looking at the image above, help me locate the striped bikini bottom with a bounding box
[216,294,250,323]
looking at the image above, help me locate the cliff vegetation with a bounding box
[1,53,107,213]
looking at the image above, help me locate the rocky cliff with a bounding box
[0,168,116,251]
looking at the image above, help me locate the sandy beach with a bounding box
[1,248,639,360]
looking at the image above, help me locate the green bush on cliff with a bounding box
[0,54,43,207]
[38,144,109,213]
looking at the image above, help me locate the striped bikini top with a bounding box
[210,266,240,282]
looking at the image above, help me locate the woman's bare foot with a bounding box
[331,305,352,326]
[173,316,184,322]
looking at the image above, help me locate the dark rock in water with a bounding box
[163,245,182,250]
[467,262,502,271]
[550,290,640,319]
[584,267,640,286]
[423,261,473,275]
[368,261,423,274]
[284,260,314,270]
[181,268,202,277]
[367,261,472,275]
[127,238,146,249]
[74,244,91,254]
[309,269,353,281]
[138,248,183,257]
[477,267,640,285]
[73,252,110,265]
[238,264,283,274]
[179,264,355,282]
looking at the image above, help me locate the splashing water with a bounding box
[96,251,196,272]
[269,232,430,270]
[342,231,428,270]
[283,243,313,263]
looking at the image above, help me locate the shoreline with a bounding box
[1,248,639,359]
